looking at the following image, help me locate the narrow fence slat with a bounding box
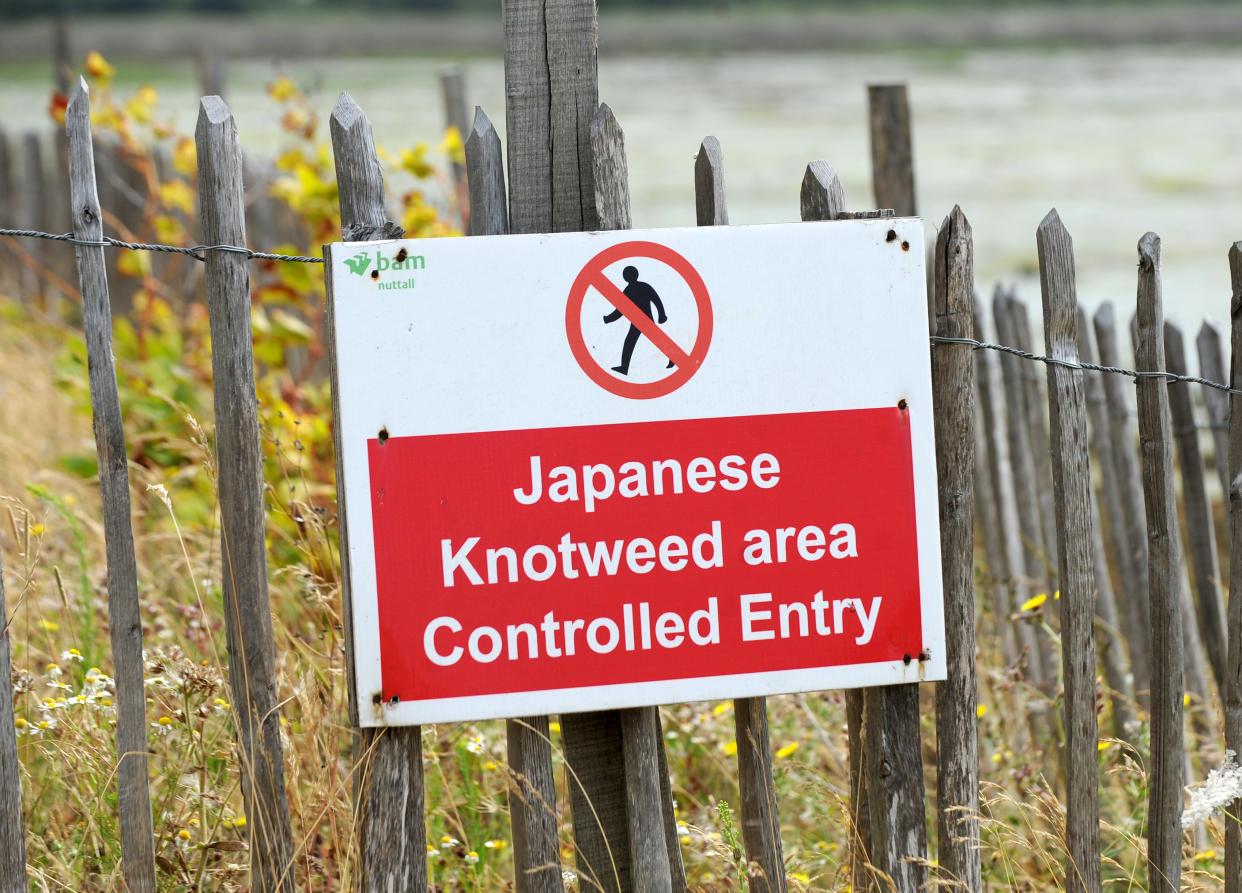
[931,205,981,893]
[1134,232,1184,893]
[694,136,786,893]
[1093,303,1153,701]
[972,295,1020,667]
[66,77,158,893]
[1074,306,1136,739]
[864,684,928,892]
[1009,296,1061,588]
[0,547,25,890]
[1225,242,1242,893]
[503,0,552,235]
[1036,211,1101,893]
[327,91,429,893]
[992,294,1054,691]
[1128,315,1214,720]
[590,104,631,232]
[546,0,599,232]
[18,133,46,306]
[197,95,298,893]
[465,104,562,893]
[800,161,868,893]
[1197,321,1232,499]
[866,83,916,217]
[1165,320,1228,691]
[466,108,509,238]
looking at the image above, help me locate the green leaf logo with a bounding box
[344,251,372,276]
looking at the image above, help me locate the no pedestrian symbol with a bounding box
[565,240,714,399]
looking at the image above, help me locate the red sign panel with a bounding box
[368,407,922,704]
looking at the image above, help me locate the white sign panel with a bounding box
[326,219,944,726]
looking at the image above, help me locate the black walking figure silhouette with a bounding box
[603,265,675,375]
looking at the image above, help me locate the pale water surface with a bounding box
[4,45,1242,352]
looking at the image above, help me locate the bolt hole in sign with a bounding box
[325,221,944,727]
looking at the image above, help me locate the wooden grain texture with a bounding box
[546,0,599,231]
[466,107,509,238]
[863,684,927,893]
[693,137,784,893]
[0,546,25,890]
[198,95,296,893]
[1074,306,1136,739]
[620,708,672,893]
[1165,319,1228,691]
[327,92,430,893]
[866,84,916,217]
[1226,242,1242,893]
[590,103,631,231]
[694,136,727,226]
[19,133,46,306]
[931,206,981,893]
[1036,211,1101,893]
[563,710,628,893]
[973,296,1020,666]
[1093,303,1153,701]
[800,160,869,893]
[992,293,1053,690]
[1133,232,1184,893]
[65,78,158,893]
[503,0,552,234]
[799,160,845,222]
[1197,321,1232,498]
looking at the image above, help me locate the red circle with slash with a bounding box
[565,240,713,399]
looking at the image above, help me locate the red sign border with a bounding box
[565,240,714,399]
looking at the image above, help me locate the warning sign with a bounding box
[566,240,713,399]
[326,220,944,727]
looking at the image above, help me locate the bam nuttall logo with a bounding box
[343,248,425,291]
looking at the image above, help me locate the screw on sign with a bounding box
[566,240,714,399]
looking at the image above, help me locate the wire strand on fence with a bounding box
[0,227,323,264]
[5,225,1241,395]
[930,335,1242,395]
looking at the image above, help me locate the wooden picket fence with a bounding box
[3,3,1242,892]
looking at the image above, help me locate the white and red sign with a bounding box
[327,220,944,727]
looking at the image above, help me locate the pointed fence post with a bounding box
[327,92,428,893]
[66,77,158,893]
[1074,307,1136,739]
[1224,242,1242,893]
[932,206,981,893]
[696,135,786,893]
[1165,320,1228,691]
[1093,303,1153,702]
[1036,211,1101,893]
[196,95,296,893]
[800,161,869,893]
[1197,321,1231,499]
[1134,232,1184,893]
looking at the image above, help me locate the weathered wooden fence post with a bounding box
[1134,232,1183,893]
[196,95,296,893]
[65,77,158,893]
[1093,303,1152,702]
[1196,321,1232,499]
[0,547,24,892]
[1225,242,1242,893]
[440,67,469,198]
[1036,211,1100,893]
[463,104,564,893]
[1165,320,1228,691]
[694,134,785,893]
[1073,307,1135,738]
[327,92,427,893]
[867,84,915,217]
[799,161,871,892]
[931,205,981,893]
